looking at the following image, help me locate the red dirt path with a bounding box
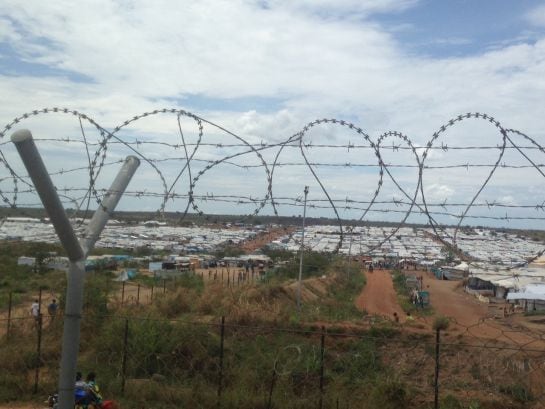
[355,268,544,346]
[356,269,405,320]
[420,271,487,326]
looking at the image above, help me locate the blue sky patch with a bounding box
[0,42,94,83]
[375,0,545,57]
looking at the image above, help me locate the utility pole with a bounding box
[11,129,140,409]
[296,186,309,316]
[347,226,354,278]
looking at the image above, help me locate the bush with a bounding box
[499,383,534,403]
[173,274,204,293]
[154,288,196,317]
[369,376,409,409]
[433,316,450,331]
[441,394,463,409]
[265,251,333,281]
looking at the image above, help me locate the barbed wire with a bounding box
[1,108,545,259]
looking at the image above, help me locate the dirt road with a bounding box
[421,271,487,326]
[240,226,294,253]
[356,269,404,320]
[354,269,544,346]
[416,271,543,345]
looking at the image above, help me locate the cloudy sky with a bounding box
[1,0,545,229]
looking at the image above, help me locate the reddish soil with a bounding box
[355,268,545,347]
[240,226,294,253]
[356,269,405,321]
[420,271,487,326]
[421,271,545,345]
[356,270,545,348]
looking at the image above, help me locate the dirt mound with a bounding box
[283,276,331,302]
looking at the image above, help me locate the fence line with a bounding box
[1,309,544,408]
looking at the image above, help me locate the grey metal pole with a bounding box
[11,129,140,409]
[58,156,139,409]
[347,226,353,278]
[11,130,84,261]
[296,186,309,315]
[80,156,140,255]
[57,259,85,407]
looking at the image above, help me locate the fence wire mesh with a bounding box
[1,108,545,260]
[2,283,545,409]
[1,109,545,408]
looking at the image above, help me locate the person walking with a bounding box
[47,299,58,322]
[30,299,40,328]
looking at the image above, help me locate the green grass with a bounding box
[0,245,533,409]
[305,265,366,322]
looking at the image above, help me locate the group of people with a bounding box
[392,311,414,324]
[30,298,58,327]
[47,372,113,409]
[74,372,111,408]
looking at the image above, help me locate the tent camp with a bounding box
[507,283,545,311]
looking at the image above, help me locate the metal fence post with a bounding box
[150,284,154,303]
[38,287,42,318]
[297,186,309,316]
[267,368,276,409]
[6,292,12,341]
[121,318,129,395]
[137,284,141,306]
[434,327,441,409]
[217,316,225,406]
[121,281,125,305]
[163,279,166,294]
[319,326,325,409]
[33,313,43,394]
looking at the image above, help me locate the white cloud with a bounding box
[525,4,545,27]
[0,1,544,227]
[423,183,454,202]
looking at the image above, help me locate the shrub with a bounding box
[433,316,450,331]
[441,394,463,409]
[154,288,196,317]
[499,383,534,403]
[369,376,409,409]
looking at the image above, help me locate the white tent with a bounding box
[451,262,469,272]
[507,283,545,301]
